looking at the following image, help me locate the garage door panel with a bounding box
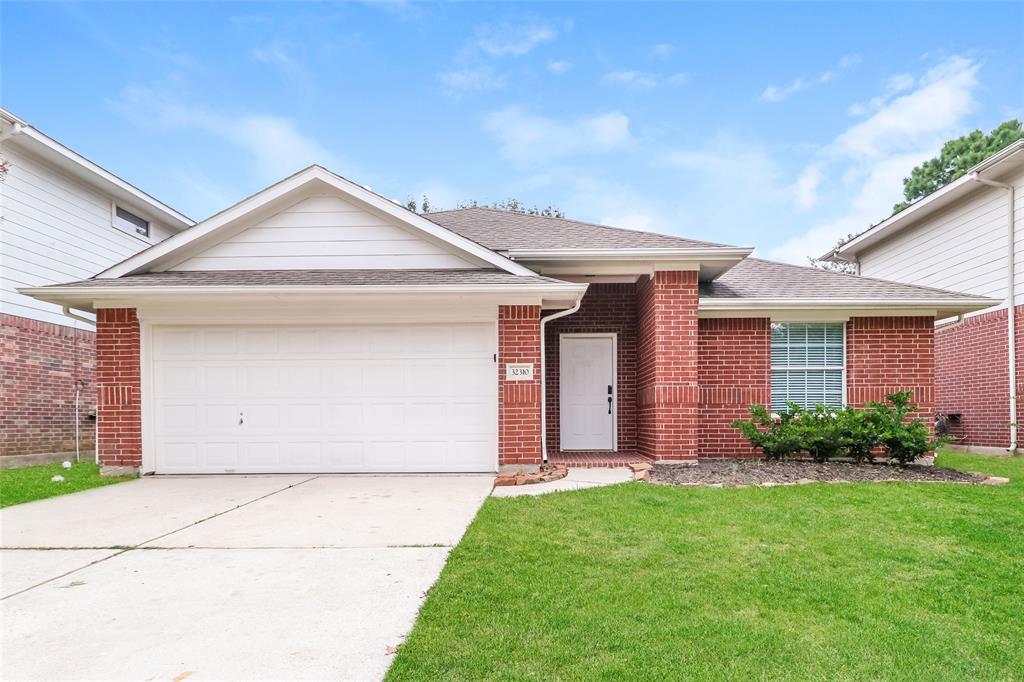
[152,323,496,473]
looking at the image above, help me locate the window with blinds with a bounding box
[770,322,845,412]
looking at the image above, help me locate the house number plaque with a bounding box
[505,363,535,381]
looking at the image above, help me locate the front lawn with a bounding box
[0,462,134,508]
[388,451,1023,680]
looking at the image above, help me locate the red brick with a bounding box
[95,308,142,467]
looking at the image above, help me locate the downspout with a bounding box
[972,172,1017,452]
[540,298,584,463]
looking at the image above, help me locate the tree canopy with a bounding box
[893,119,1023,213]
[405,195,564,218]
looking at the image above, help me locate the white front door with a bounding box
[559,334,616,450]
[150,323,497,474]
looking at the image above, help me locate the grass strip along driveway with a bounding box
[388,452,1023,680]
[0,462,133,508]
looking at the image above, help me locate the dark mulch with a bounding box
[650,459,985,488]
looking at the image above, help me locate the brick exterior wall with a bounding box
[846,316,935,423]
[636,271,700,461]
[498,305,542,467]
[697,317,771,457]
[95,308,142,468]
[1,314,96,459]
[544,284,638,454]
[935,307,1019,448]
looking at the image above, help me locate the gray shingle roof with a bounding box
[424,207,730,251]
[35,269,571,289]
[702,258,987,301]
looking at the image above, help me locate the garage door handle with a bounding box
[239,412,244,426]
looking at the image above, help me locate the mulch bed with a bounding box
[650,459,986,488]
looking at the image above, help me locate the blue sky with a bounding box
[4,1,1022,263]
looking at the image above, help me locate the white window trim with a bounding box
[111,201,151,242]
[769,321,847,410]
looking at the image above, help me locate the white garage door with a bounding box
[152,324,497,473]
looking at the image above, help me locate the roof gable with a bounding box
[97,166,534,278]
[168,194,476,271]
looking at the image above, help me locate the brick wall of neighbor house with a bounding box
[636,271,700,461]
[935,307,1021,448]
[697,317,771,457]
[545,284,638,454]
[0,314,96,460]
[846,316,935,424]
[498,305,543,468]
[95,308,142,468]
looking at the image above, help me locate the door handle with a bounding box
[607,396,612,414]
[239,411,244,426]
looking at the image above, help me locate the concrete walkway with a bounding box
[0,474,493,681]
[491,467,633,497]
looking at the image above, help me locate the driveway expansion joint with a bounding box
[1,475,320,600]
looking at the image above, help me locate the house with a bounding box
[0,109,193,467]
[20,166,995,475]
[823,141,1024,452]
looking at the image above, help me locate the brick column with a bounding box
[498,305,542,470]
[636,271,700,461]
[95,308,142,472]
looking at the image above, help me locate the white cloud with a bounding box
[760,54,860,103]
[473,21,558,57]
[792,164,823,210]
[111,85,343,182]
[763,55,981,263]
[760,78,809,102]
[602,70,659,90]
[650,43,675,60]
[833,56,979,159]
[547,60,573,74]
[438,66,506,92]
[483,107,632,166]
[601,69,689,90]
[438,19,563,94]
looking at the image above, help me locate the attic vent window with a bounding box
[113,205,150,238]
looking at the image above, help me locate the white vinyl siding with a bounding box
[169,195,476,271]
[771,322,845,412]
[857,168,1024,310]
[0,143,175,328]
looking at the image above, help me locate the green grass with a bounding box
[0,462,134,508]
[388,451,1024,681]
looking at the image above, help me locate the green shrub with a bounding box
[730,391,948,465]
[868,390,950,465]
[730,404,804,460]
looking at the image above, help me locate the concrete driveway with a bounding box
[0,474,493,681]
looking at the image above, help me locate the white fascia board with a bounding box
[96,166,535,279]
[827,141,1024,261]
[1,109,194,230]
[508,247,753,261]
[699,297,999,317]
[19,282,589,311]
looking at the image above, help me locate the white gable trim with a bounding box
[97,166,535,278]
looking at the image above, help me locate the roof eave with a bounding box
[828,140,1024,261]
[1,109,194,230]
[508,247,754,261]
[699,296,999,316]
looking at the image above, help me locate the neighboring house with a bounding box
[0,109,193,466]
[824,141,1024,452]
[21,166,993,475]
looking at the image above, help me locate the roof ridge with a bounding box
[425,206,732,248]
